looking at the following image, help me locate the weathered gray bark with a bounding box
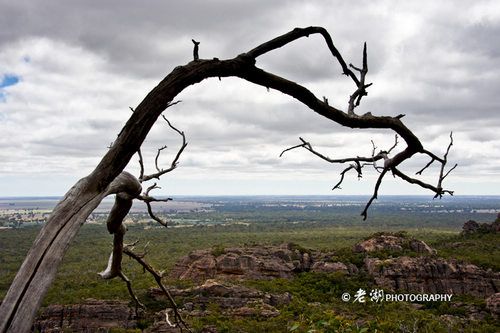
[0,27,451,332]
[0,173,141,332]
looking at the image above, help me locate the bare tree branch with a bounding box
[138,149,145,181]
[281,131,454,218]
[279,141,308,157]
[442,163,458,181]
[396,133,456,198]
[361,168,389,220]
[435,132,457,197]
[136,183,172,227]
[421,149,445,164]
[124,247,192,332]
[417,146,447,175]
[332,164,358,190]
[145,182,160,196]
[136,114,186,228]
[161,115,188,170]
[387,134,399,154]
[119,272,145,315]
[281,137,391,196]
[280,137,386,164]
[247,26,360,87]
[348,42,372,115]
[390,167,453,196]
[154,146,168,172]
[140,115,187,182]
[370,139,377,156]
[144,201,169,227]
[416,157,435,175]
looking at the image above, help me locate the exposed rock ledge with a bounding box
[169,243,358,282]
[33,281,288,333]
[169,240,498,298]
[33,299,136,333]
[150,279,291,318]
[353,233,435,254]
[365,256,499,298]
[486,292,500,319]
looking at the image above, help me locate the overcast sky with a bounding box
[0,0,499,197]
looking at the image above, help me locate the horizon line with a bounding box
[1,194,500,200]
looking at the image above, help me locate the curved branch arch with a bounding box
[0,26,453,332]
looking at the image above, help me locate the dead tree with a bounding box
[0,27,455,333]
[97,114,192,331]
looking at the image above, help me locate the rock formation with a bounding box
[150,279,291,318]
[461,217,500,235]
[169,243,310,282]
[33,299,137,333]
[310,259,359,275]
[169,243,357,282]
[364,256,499,298]
[353,233,435,254]
[486,293,500,320]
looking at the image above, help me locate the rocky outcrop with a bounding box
[461,218,500,235]
[486,293,500,319]
[354,233,435,254]
[149,279,291,318]
[169,243,310,282]
[33,299,136,333]
[310,260,358,275]
[169,243,357,282]
[33,298,221,333]
[364,256,500,298]
[170,238,499,300]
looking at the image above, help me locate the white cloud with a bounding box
[0,38,154,176]
[0,1,499,196]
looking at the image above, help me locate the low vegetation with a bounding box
[1,212,499,332]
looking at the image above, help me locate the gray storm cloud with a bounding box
[0,0,499,196]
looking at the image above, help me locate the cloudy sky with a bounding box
[0,0,499,197]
